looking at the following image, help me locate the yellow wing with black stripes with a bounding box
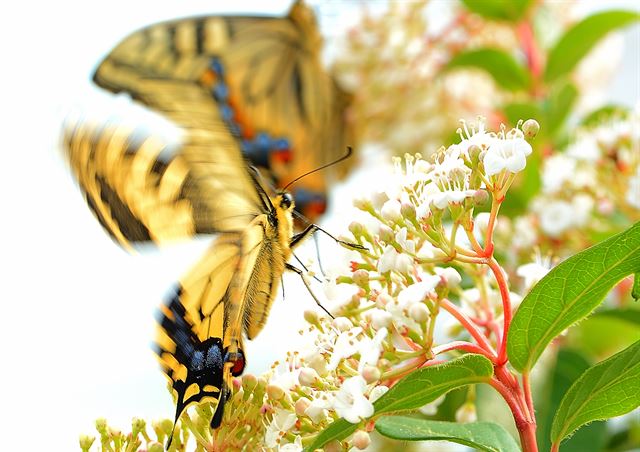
[91,0,355,219]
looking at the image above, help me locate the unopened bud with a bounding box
[79,435,95,452]
[378,224,394,243]
[295,397,311,416]
[131,418,146,436]
[304,309,321,327]
[401,202,416,221]
[324,440,343,452]
[242,374,258,394]
[349,221,365,238]
[299,368,320,387]
[266,384,285,401]
[468,144,482,163]
[370,308,392,330]
[352,430,372,450]
[455,402,478,423]
[308,353,329,376]
[362,365,381,384]
[95,419,108,434]
[375,292,393,307]
[353,196,373,211]
[473,189,489,206]
[522,119,540,138]
[352,269,369,287]
[409,303,430,323]
[148,442,165,452]
[332,316,353,332]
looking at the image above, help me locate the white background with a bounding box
[0,1,637,450]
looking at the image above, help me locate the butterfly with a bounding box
[91,0,355,222]
[63,116,360,446]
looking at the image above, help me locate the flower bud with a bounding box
[377,224,394,243]
[131,418,146,436]
[298,368,319,387]
[362,365,381,384]
[242,373,258,394]
[353,195,373,211]
[308,353,329,376]
[409,303,430,322]
[295,397,311,416]
[455,402,477,423]
[266,384,285,401]
[352,430,372,450]
[435,267,462,289]
[381,199,402,222]
[401,202,416,221]
[352,269,370,288]
[473,189,489,206]
[303,310,321,328]
[79,435,95,452]
[522,119,540,139]
[324,440,343,452]
[375,292,393,307]
[148,442,165,452]
[369,308,392,330]
[332,317,353,332]
[349,221,365,238]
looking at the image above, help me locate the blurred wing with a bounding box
[63,119,269,248]
[92,1,354,216]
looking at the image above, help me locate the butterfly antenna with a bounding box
[282,146,353,192]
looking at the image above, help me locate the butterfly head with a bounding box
[277,192,295,211]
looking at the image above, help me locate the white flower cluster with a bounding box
[530,111,639,238]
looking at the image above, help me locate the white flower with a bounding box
[395,227,416,254]
[278,436,303,452]
[566,135,601,161]
[626,167,640,209]
[305,394,333,424]
[431,188,476,209]
[381,199,402,221]
[265,408,298,448]
[377,245,399,273]
[435,267,462,289]
[419,394,446,415]
[328,327,363,370]
[455,402,477,423]
[571,194,594,227]
[369,385,389,403]
[357,328,388,373]
[512,216,537,249]
[483,137,532,176]
[542,154,576,193]
[517,256,552,292]
[367,308,393,330]
[333,376,374,423]
[397,277,440,305]
[539,200,574,237]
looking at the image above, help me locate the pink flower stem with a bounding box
[487,257,511,365]
[440,298,496,356]
[433,341,497,363]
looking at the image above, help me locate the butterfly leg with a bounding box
[285,263,334,319]
[290,224,366,251]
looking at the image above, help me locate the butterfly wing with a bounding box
[91,1,354,218]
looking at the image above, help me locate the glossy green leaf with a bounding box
[445,49,530,91]
[545,10,640,82]
[536,349,606,452]
[306,354,493,450]
[375,417,520,452]
[551,340,640,446]
[508,222,640,372]
[304,418,357,452]
[545,81,578,135]
[460,0,532,22]
[374,354,494,414]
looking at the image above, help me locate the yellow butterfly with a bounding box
[91,0,355,222]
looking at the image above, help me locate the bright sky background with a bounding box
[0,1,637,450]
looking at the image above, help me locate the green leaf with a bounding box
[535,349,606,452]
[375,417,521,452]
[305,354,494,450]
[507,222,640,372]
[566,312,640,361]
[581,104,630,127]
[545,10,640,82]
[503,102,545,129]
[551,340,640,446]
[460,0,532,22]
[304,418,357,452]
[633,272,640,301]
[445,49,531,91]
[373,354,494,414]
[544,81,578,135]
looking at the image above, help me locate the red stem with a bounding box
[487,258,511,364]
[432,341,497,363]
[440,299,496,356]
